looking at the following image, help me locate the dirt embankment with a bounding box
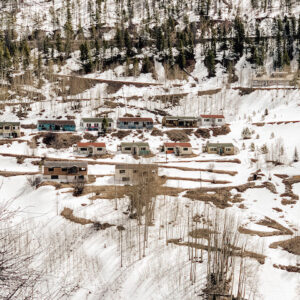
[270,236,300,255]
[238,217,293,237]
[167,239,266,264]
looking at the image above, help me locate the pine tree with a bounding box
[293,147,299,162]
[233,17,245,57]
[204,48,216,77]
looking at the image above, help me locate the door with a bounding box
[88,147,93,155]
[133,147,137,155]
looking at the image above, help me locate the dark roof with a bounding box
[81,117,113,123]
[116,164,158,170]
[118,117,153,122]
[207,143,234,148]
[38,120,75,126]
[121,142,149,147]
[0,122,20,126]
[164,116,197,120]
[200,114,224,119]
[164,142,192,147]
[77,142,106,147]
[44,160,88,168]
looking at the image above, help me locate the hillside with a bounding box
[0,1,300,300]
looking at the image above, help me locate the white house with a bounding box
[74,142,107,156]
[162,142,193,156]
[80,117,114,132]
[198,115,225,127]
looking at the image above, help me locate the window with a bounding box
[80,147,87,151]
[124,122,128,125]
[97,147,102,151]
[204,119,210,122]
[225,147,232,151]
[62,168,67,172]
[167,148,173,151]
[209,147,217,151]
[48,168,54,172]
[108,123,112,127]
[4,126,10,130]
[94,123,98,127]
[80,168,86,171]
[87,123,91,127]
[51,175,58,179]
[141,147,146,151]
[134,122,139,125]
[218,119,222,122]
[124,147,131,151]
[122,177,130,181]
[183,148,188,151]
[79,175,84,180]
[119,170,126,174]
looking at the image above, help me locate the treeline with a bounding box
[1,0,300,82]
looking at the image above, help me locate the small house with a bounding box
[80,117,114,132]
[202,142,235,156]
[74,142,107,156]
[43,160,88,182]
[117,117,153,129]
[252,71,294,87]
[0,122,21,138]
[198,115,225,127]
[38,120,76,132]
[162,142,192,156]
[115,164,158,184]
[162,116,198,127]
[118,142,151,155]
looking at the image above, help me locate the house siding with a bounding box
[0,123,21,138]
[117,121,153,129]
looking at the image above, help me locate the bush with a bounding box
[166,130,190,142]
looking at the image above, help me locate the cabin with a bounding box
[162,142,193,156]
[252,71,294,87]
[74,142,107,156]
[38,120,76,131]
[118,142,151,155]
[202,142,235,156]
[80,117,114,132]
[0,122,21,138]
[117,117,154,129]
[115,164,158,184]
[43,160,88,182]
[198,115,225,127]
[162,116,198,127]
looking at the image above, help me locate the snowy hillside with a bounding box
[0,0,300,300]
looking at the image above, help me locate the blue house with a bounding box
[117,117,153,129]
[37,120,76,131]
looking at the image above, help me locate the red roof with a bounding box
[77,142,106,147]
[200,114,224,119]
[118,117,153,122]
[164,142,192,148]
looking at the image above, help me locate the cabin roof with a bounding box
[118,117,153,122]
[44,160,88,168]
[38,120,75,126]
[81,117,113,123]
[0,122,20,126]
[207,143,234,148]
[121,142,149,147]
[77,142,106,147]
[164,142,192,147]
[200,114,224,119]
[164,116,197,120]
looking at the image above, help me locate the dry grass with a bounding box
[273,264,300,273]
[165,129,190,142]
[111,130,131,139]
[270,236,300,255]
[60,207,93,225]
[167,240,266,264]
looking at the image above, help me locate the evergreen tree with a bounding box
[233,17,245,57]
[204,48,216,77]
